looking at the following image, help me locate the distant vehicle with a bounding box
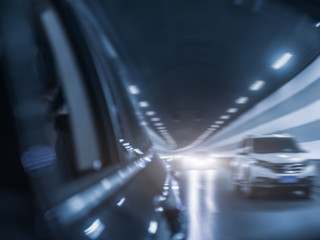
[231,134,317,198]
[169,151,215,174]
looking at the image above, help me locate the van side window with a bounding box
[239,139,246,148]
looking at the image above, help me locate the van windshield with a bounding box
[253,137,302,154]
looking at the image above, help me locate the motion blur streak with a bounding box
[205,170,218,214]
[187,170,201,240]
[187,170,217,240]
[21,146,56,171]
[83,219,105,240]
[203,170,218,240]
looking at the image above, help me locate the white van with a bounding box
[232,134,317,198]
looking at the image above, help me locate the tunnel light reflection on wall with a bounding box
[151,117,160,121]
[128,85,140,95]
[84,219,105,240]
[155,207,164,212]
[249,80,265,91]
[117,197,126,207]
[139,101,149,107]
[235,96,249,104]
[145,111,156,116]
[315,22,320,28]
[271,53,293,69]
[140,121,148,126]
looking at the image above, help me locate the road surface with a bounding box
[177,168,320,240]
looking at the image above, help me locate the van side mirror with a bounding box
[239,151,248,155]
[238,147,250,155]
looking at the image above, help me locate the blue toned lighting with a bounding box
[235,96,248,104]
[145,111,156,116]
[84,219,105,239]
[315,22,320,28]
[128,85,140,95]
[117,197,126,207]
[148,221,158,234]
[151,117,160,121]
[220,115,230,120]
[249,80,265,91]
[155,207,164,212]
[134,149,144,155]
[21,145,56,172]
[139,101,149,107]
[227,108,238,113]
[140,121,148,126]
[271,53,293,69]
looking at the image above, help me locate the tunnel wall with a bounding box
[203,56,320,159]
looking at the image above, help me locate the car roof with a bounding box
[247,134,294,139]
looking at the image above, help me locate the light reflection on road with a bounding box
[181,168,320,240]
[187,170,219,240]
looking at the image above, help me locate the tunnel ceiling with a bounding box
[91,0,320,149]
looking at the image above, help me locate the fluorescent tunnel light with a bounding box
[145,111,156,116]
[139,101,149,107]
[249,80,265,91]
[271,53,292,69]
[227,108,238,113]
[151,117,160,121]
[235,97,249,104]
[128,85,140,95]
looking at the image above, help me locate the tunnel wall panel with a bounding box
[203,56,320,159]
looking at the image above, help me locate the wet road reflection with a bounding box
[179,168,320,240]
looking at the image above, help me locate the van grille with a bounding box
[269,163,305,173]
